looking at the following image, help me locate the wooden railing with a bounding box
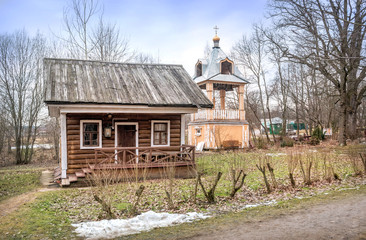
[92,145,195,169]
[191,109,243,121]
[213,109,240,120]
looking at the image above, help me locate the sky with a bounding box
[0,0,268,75]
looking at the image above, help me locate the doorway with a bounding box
[115,122,138,163]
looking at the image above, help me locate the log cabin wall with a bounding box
[66,113,181,174]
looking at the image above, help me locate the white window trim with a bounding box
[151,120,170,147]
[80,120,103,149]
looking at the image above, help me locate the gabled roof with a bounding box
[193,39,249,85]
[44,58,213,108]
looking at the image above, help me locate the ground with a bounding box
[0,170,57,218]
[187,192,366,240]
[125,186,366,240]
[0,143,365,239]
[2,183,366,239]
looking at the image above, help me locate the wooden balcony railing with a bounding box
[191,109,244,121]
[91,145,195,170]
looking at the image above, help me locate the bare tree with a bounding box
[60,0,134,62]
[268,0,366,144]
[62,0,100,59]
[0,30,46,164]
[232,24,276,142]
[132,52,157,64]
[0,106,6,154]
[90,17,134,62]
[267,34,291,137]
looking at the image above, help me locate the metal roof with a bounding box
[193,42,249,85]
[44,58,213,108]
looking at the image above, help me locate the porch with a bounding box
[60,145,196,185]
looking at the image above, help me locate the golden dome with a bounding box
[213,35,220,41]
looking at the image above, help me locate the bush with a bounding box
[280,137,294,147]
[312,126,325,141]
[309,137,320,145]
[254,137,268,149]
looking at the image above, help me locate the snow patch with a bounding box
[266,153,286,157]
[72,211,210,239]
[242,200,277,209]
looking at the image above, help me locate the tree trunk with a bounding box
[347,110,358,140]
[338,92,348,146]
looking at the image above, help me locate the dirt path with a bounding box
[189,193,366,240]
[0,170,59,217]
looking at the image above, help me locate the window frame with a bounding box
[220,58,234,75]
[151,120,170,147]
[80,120,103,149]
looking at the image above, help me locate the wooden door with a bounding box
[116,125,137,163]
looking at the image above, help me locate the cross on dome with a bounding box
[214,25,219,35]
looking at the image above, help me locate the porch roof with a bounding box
[44,58,213,108]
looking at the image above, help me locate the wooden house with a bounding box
[188,34,250,149]
[44,58,212,186]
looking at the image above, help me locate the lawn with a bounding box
[0,143,365,239]
[0,166,43,202]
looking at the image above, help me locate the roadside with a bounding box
[124,185,366,240]
[187,192,366,240]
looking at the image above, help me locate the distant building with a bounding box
[260,118,307,135]
[188,33,250,149]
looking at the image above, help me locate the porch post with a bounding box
[220,89,226,109]
[60,113,68,179]
[238,85,245,120]
[181,114,185,145]
[206,83,214,120]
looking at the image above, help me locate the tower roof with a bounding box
[193,35,249,85]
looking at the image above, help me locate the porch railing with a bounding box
[92,145,195,169]
[191,109,243,121]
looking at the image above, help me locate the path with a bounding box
[189,193,366,240]
[0,170,59,217]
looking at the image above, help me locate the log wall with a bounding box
[66,113,181,174]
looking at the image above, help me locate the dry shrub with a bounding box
[226,153,247,198]
[256,156,271,193]
[287,152,298,187]
[197,171,223,203]
[86,166,148,219]
[299,153,314,185]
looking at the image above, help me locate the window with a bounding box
[151,120,170,146]
[196,62,202,77]
[195,127,201,136]
[221,59,233,75]
[80,120,102,149]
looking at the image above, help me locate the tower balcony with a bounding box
[191,109,245,121]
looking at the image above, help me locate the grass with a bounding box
[0,191,78,239]
[0,143,365,239]
[0,166,43,202]
[1,180,365,240]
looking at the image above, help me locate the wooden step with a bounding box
[75,171,86,178]
[54,169,61,180]
[68,174,78,182]
[82,168,92,174]
[61,178,70,186]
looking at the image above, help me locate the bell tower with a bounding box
[188,28,250,149]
